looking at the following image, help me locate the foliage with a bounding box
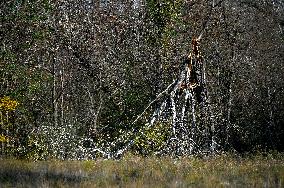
[0,0,283,159]
[0,0,53,159]
[0,134,9,143]
[133,122,171,155]
[145,0,183,46]
[0,96,19,111]
[146,0,183,31]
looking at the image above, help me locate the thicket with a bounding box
[0,0,283,160]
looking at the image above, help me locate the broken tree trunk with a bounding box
[129,38,213,156]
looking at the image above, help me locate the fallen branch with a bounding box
[131,79,179,125]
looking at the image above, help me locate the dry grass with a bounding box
[0,153,283,187]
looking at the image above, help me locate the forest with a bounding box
[1,0,284,187]
[0,0,284,160]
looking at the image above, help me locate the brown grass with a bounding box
[0,153,283,187]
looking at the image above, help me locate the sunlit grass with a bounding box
[0,153,283,187]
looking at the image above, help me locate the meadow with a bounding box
[0,153,283,187]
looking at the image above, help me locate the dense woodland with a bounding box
[0,0,284,160]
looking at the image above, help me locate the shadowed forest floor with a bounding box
[0,153,283,187]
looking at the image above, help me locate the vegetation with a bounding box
[0,154,283,187]
[0,0,283,160]
[1,1,283,186]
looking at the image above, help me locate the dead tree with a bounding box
[130,37,218,156]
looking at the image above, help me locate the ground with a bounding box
[0,153,283,187]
